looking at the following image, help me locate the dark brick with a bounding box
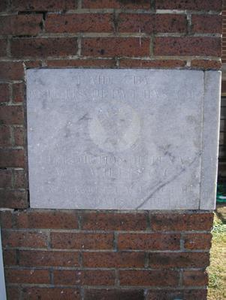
[84,289,145,300]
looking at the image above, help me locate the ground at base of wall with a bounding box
[208,206,226,300]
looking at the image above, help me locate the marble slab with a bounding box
[26,69,221,210]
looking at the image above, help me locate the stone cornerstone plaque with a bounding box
[27,69,221,210]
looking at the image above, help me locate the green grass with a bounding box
[207,209,226,300]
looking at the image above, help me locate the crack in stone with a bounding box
[135,154,201,209]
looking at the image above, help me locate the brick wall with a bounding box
[0,1,222,299]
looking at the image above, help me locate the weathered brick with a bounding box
[149,252,210,268]
[191,59,221,69]
[46,14,113,33]
[19,250,80,267]
[154,37,221,57]
[182,270,208,286]
[192,15,222,34]
[119,270,179,286]
[0,169,12,188]
[6,286,20,300]
[2,230,48,248]
[14,169,27,189]
[0,125,11,147]
[155,0,222,11]
[120,59,187,69]
[84,289,145,300]
[21,287,80,300]
[0,62,24,81]
[3,249,17,266]
[83,0,150,9]
[13,126,25,146]
[10,0,77,11]
[147,289,208,300]
[53,269,115,286]
[82,38,150,57]
[118,233,180,250]
[151,212,214,231]
[47,59,116,68]
[0,210,13,228]
[12,83,25,103]
[0,15,42,36]
[0,149,25,168]
[0,0,7,12]
[0,190,28,209]
[118,14,187,33]
[184,233,212,250]
[83,252,145,268]
[14,210,78,229]
[81,211,147,231]
[5,268,50,284]
[11,38,78,58]
[0,39,7,57]
[0,106,24,125]
[51,232,114,250]
[0,83,10,103]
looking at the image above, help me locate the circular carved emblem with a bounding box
[89,101,141,152]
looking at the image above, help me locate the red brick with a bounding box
[81,212,147,231]
[0,39,7,57]
[2,230,48,248]
[51,232,114,250]
[0,149,25,168]
[0,125,11,147]
[11,38,77,58]
[119,270,179,286]
[10,0,77,11]
[13,126,24,146]
[149,252,210,268]
[25,60,42,68]
[0,0,7,12]
[118,14,187,33]
[191,59,221,69]
[21,287,80,300]
[14,169,27,189]
[183,270,208,286]
[46,14,113,33]
[151,212,214,231]
[14,210,78,229]
[47,59,116,68]
[0,83,10,103]
[83,0,150,9]
[147,289,208,300]
[184,233,212,250]
[0,15,42,35]
[3,249,17,266]
[192,15,222,34]
[83,252,145,268]
[0,106,24,125]
[12,83,25,103]
[53,269,115,286]
[19,250,80,267]
[154,37,221,57]
[0,62,24,81]
[6,287,20,300]
[118,233,180,250]
[0,190,28,208]
[82,38,150,57]
[0,169,12,188]
[155,0,222,11]
[84,289,145,300]
[5,268,50,284]
[0,210,13,228]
